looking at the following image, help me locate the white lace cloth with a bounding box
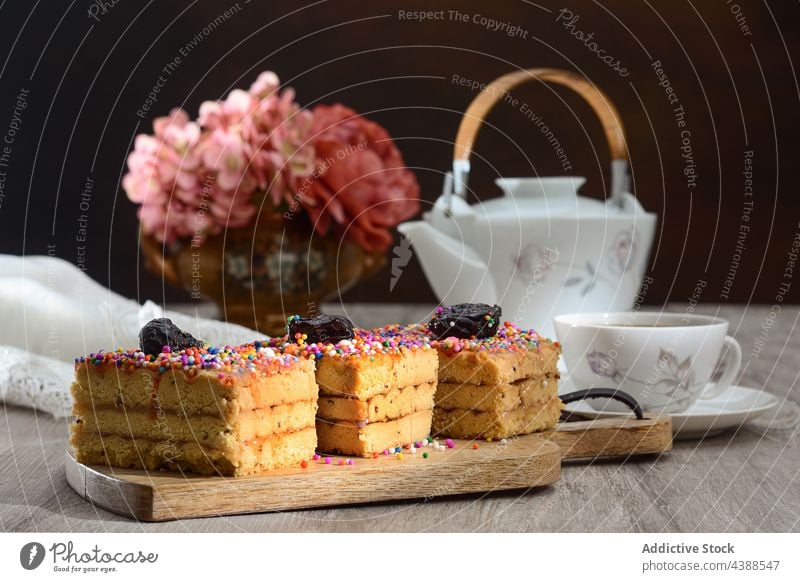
[0,255,259,417]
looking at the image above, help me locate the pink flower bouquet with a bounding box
[123,72,420,253]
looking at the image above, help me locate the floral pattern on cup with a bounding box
[586,347,702,412]
[652,349,697,410]
[586,350,624,382]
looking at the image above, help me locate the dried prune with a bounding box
[428,303,502,339]
[287,314,354,344]
[139,318,203,355]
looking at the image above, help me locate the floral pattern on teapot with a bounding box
[512,228,638,297]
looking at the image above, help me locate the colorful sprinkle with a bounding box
[74,338,298,379]
[422,452,429,459]
[324,457,332,464]
[266,324,435,362]
[312,454,320,460]
[300,460,308,468]
[385,320,547,357]
[472,443,480,450]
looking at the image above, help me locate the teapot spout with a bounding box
[396,220,497,305]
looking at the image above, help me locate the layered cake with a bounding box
[427,304,563,440]
[273,315,438,457]
[70,319,318,476]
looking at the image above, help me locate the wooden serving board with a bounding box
[65,415,671,522]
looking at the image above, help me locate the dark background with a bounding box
[0,0,797,306]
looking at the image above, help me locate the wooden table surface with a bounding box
[1,304,798,532]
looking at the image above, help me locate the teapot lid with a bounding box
[479,175,625,218]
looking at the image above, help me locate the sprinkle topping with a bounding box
[74,340,299,380]
[378,321,552,357]
[269,325,433,360]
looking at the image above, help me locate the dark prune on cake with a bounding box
[428,303,502,339]
[287,314,355,344]
[139,318,203,355]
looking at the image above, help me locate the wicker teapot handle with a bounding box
[452,68,629,203]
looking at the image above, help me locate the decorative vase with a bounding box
[141,211,385,336]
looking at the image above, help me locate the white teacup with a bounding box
[554,312,742,413]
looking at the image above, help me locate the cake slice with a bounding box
[316,409,434,457]
[432,378,562,439]
[70,318,318,476]
[423,304,563,439]
[434,376,557,413]
[273,315,438,456]
[318,382,437,423]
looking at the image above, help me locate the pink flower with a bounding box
[123,108,204,242]
[200,128,248,191]
[240,89,315,204]
[122,137,162,204]
[198,90,254,128]
[249,71,280,98]
[197,100,225,129]
[208,188,257,228]
[303,104,420,252]
[122,72,420,251]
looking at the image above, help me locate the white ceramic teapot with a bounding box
[398,69,657,338]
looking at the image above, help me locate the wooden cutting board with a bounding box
[65,415,671,521]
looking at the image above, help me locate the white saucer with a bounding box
[559,380,779,440]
